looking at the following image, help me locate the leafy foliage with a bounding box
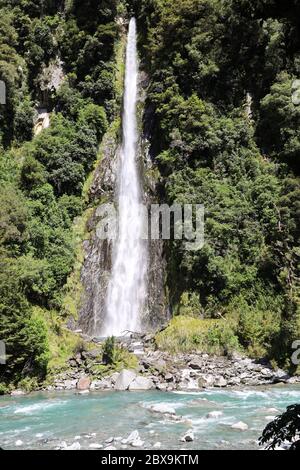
[259,404,300,450]
[132,0,300,365]
[156,316,239,355]
[0,0,121,386]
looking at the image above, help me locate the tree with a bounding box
[102,336,116,365]
[0,266,49,382]
[258,72,300,170]
[259,404,300,450]
[78,103,108,140]
[13,96,34,143]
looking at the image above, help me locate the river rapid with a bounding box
[1,385,300,450]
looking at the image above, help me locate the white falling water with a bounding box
[101,18,148,337]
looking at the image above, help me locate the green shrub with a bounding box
[102,336,116,365]
[156,316,240,355]
[78,103,108,140]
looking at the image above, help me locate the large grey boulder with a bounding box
[114,369,137,390]
[198,374,215,388]
[273,369,290,383]
[214,376,227,388]
[129,376,154,391]
[63,380,77,390]
[148,403,176,415]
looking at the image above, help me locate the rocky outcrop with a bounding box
[45,333,299,393]
[78,129,119,335]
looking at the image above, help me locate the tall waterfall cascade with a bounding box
[100,18,148,337]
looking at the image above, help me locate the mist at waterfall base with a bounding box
[100,18,148,338]
[1,385,300,450]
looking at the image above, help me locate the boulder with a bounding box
[180,429,194,442]
[198,375,215,388]
[164,373,174,382]
[188,359,203,370]
[62,442,81,450]
[129,376,154,391]
[153,442,161,448]
[15,440,23,447]
[287,376,300,384]
[76,376,91,391]
[131,439,145,447]
[273,369,290,383]
[89,443,103,449]
[123,430,139,445]
[231,421,248,431]
[156,383,168,392]
[114,370,137,391]
[206,411,223,419]
[11,390,26,397]
[227,377,241,386]
[109,372,120,384]
[148,403,176,415]
[90,379,111,390]
[82,349,102,360]
[214,377,227,388]
[63,380,77,390]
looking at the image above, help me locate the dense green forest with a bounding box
[0,0,300,391]
[0,0,121,390]
[132,0,300,367]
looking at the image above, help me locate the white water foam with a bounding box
[101,18,148,337]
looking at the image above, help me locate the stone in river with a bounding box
[89,443,103,449]
[62,442,81,450]
[231,421,248,431]
[153,442,161,448]
[131,439,144,447]
[148,403,176,415]
[206,411,223,419]
[180,430,194,442]
[123,430,139,444]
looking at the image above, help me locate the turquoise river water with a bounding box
[1,385,300,450]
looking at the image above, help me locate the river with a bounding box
[1,385,300,450]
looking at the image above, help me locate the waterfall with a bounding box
[101,18,148,337]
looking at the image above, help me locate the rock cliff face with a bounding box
[78,70,169,337]
[78,129,119,335]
